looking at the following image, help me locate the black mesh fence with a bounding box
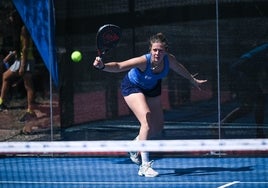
[55,1,268,135]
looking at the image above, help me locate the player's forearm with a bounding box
[175,63,196,84]
[102,62,126,72]
[3,51,16,62]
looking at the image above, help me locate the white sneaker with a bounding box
[129,151,141,165]
[138,161,159,177]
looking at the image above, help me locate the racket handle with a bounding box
[96,56,102,61]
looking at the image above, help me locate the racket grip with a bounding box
[96,56,102,62]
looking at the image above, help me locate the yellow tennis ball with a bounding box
[71,51,82,62]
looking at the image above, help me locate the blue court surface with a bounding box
[1,155,268,188]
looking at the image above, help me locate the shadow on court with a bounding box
[160,166,254,176]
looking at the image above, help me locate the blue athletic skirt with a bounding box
[121,74,162,97]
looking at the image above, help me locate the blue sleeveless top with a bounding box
[127,54,169,90]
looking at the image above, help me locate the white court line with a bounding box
[218,181,240,188]
[2,181,268,186]
[0,181,241,185]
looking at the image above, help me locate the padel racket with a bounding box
[96,24,121,58]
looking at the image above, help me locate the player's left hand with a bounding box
[191,74,207,90]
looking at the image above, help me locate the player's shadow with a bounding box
[159,166,254,176]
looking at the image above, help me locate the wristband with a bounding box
[94,64,105,70]
[99,64,105,70]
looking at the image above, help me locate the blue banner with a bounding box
[12,0,58,86]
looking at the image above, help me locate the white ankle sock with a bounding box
[141,152,149,164]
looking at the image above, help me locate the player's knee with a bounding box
[145,112,154,126]
[2,73,11,81]
[139,112,152,130]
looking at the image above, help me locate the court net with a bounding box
[0,139,268,155]
[0,139,268,188]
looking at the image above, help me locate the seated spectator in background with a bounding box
[0,10,36,123]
